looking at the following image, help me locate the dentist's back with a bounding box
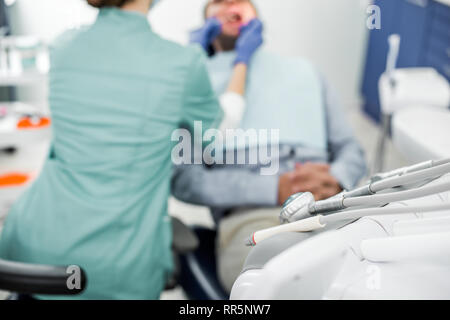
[0,5,221,299]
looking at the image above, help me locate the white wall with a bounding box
[8,0,97,42]
[6,0,97,111]
[7,0,370,109]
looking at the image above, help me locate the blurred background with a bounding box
[5,0,369,114]
[0,0,449,299]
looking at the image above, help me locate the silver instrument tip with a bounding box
[244,236,255,247]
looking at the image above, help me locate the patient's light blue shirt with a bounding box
[172,51,367,219]
[207,50,327,151]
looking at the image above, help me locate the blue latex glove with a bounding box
[235,18,264,66]
[189,18,222,52]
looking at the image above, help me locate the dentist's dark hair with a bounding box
[87,0,133,8]
[204,0,258,19]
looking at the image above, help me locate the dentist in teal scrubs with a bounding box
[0,0,261,299]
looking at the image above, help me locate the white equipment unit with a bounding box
[373,34,450,172]
[380,67,450,163]
[0,35,50,77]
[0,102,51,149]
[0,177,30,225]
[392,106,450,162]
[231,173,450,300]
[0,35,50,150]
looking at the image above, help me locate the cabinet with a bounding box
[361,0,450,122]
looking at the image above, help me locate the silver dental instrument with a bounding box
[370,158,450,183]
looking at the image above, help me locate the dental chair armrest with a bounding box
[0,259,86,295]
[171,217,199,254]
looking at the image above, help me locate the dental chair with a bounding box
[175,191,450,300]
[230,170,450,300]
[176,226,228,300]
[176,160,450,300]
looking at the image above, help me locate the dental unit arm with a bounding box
[246,159,450,246]
[280,159,450,223]
[247,202,450,247]
[369,158,450,183]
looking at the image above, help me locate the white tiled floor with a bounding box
[0,105,408,300]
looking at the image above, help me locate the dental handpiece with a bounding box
[370,159,450,183]
[280,161,450,223]
[247,203,450,246]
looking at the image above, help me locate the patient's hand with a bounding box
[278,163,342,205]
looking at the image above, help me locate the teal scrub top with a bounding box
[0,8,222,299]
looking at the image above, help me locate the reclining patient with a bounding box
[172,0,367,293]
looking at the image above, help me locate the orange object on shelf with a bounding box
[17,117,51,130]
[0,173,31,188]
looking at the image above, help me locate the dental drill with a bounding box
[370,158,450,183]
[245,159,450,246]
[280,160,450,223]
[246,202,450,246]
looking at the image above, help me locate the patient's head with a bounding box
[205,0,258,51]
